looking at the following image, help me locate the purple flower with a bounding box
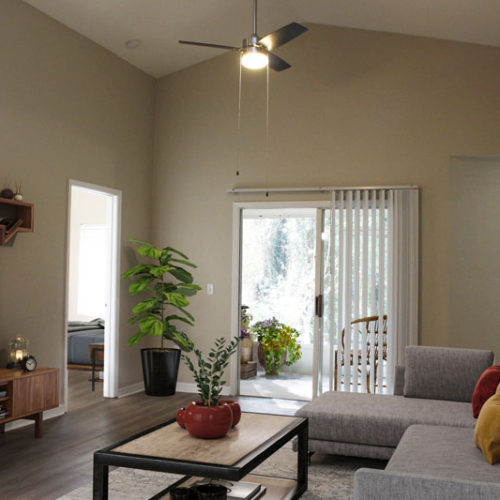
[240,328,250,338]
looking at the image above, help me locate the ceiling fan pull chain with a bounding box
[266,61,270,166]
[236,60,243,177]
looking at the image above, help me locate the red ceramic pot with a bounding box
[220,399,241,427]
[184,401,233,439]
[176,407,186,428]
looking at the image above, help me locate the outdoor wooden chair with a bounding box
[334,315,388,393]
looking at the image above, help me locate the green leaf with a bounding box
[149,265,171,277]
[128,331,147,346]
[168,267,194,283]
[178,283,201,290]
[136,245,162,259]
[163,247,189,259]
[122,264,151,279]
[169,258,197,268]
[170,304,195,322]
[132,298,158,314]
[164,292,190,308]
[166,314,194,327]
[138,315,164,336]
[129,276,155,295]
[177,287,198,297]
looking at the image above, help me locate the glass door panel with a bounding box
[239,207,317,400]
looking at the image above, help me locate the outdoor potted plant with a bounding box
[123,238,201,396]
[240,305,253,364]
[252,317,302,376]
[179,336,239,438]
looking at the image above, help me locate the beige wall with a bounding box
[68,189,108,322]
[449,156,500,359]
[153,24,500,382]
[0,0,155,393]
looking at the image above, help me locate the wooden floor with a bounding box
[0,388,306,500]
[68,368,104,411]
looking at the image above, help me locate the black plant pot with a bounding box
[141,348,181,396]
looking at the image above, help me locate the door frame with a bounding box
[64,179,122,408]
[230,200,330,396]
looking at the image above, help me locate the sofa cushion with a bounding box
[474,383,500,464]
[472,366,500,418]
[387,424,500,484]
[403,346,493,402]
[295,391,475,448]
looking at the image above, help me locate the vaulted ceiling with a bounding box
[24,0,500,78]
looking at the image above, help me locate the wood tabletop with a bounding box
[0,367,57,383]
[112,413,300,465]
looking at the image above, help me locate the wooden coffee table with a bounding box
[93,412,308,500]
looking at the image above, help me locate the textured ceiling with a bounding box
[24,0,500,77]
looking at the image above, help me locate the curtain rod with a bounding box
[227,185,419,194]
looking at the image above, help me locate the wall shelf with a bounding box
[0,197,34,245]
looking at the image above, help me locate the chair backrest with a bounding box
[341,315,388,360]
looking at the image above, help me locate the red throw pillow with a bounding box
[472,366,500,418]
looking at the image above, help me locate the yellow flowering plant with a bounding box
[252,317,302,375]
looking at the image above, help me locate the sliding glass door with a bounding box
[234,190,418,400]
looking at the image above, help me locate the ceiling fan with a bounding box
[179,0,308,71]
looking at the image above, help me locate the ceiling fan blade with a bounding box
[268,52,291,72]
[179,40,240,51]
[259,22,308,51]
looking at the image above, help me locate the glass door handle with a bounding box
[315,294,323,318]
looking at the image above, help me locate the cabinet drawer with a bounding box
[12,371,59,417]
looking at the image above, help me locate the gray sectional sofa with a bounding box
[295,346,500,499]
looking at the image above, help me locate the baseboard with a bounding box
[4,404,66,432]
[176,382,231,396]
[117,382,144,398]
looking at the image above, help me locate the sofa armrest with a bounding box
[354,468,500,500]
[393,365,405,395]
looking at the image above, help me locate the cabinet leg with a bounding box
[34,412,43,438]
[0,423,4,434]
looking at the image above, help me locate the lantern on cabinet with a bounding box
[7,336,29,369]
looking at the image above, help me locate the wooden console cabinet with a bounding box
[0,368,59,438]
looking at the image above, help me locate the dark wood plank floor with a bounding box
[0,390,306,499]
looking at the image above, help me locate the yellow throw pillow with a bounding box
[474,382,500,464]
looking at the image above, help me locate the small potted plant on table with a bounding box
[123,239,201,396]
[178,337,240,438]
[252,317,302,376]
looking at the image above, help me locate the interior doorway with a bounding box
[65,180,121,411]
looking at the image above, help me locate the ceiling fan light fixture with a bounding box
[241,46,268,70]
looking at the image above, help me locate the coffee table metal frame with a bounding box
[93,413,308,500]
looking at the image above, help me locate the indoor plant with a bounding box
[123,238,201,396]
[180,336,239,438]
[252,317,302,375]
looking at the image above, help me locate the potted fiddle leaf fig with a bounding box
[123,238,201,396]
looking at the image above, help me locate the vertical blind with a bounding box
[328,188,418,394]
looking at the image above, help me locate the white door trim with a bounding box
[230,200,330,395]
[64,179,122,407]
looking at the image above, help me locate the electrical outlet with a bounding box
[207,283,214,295]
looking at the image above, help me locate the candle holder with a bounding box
[7,336,29,369]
